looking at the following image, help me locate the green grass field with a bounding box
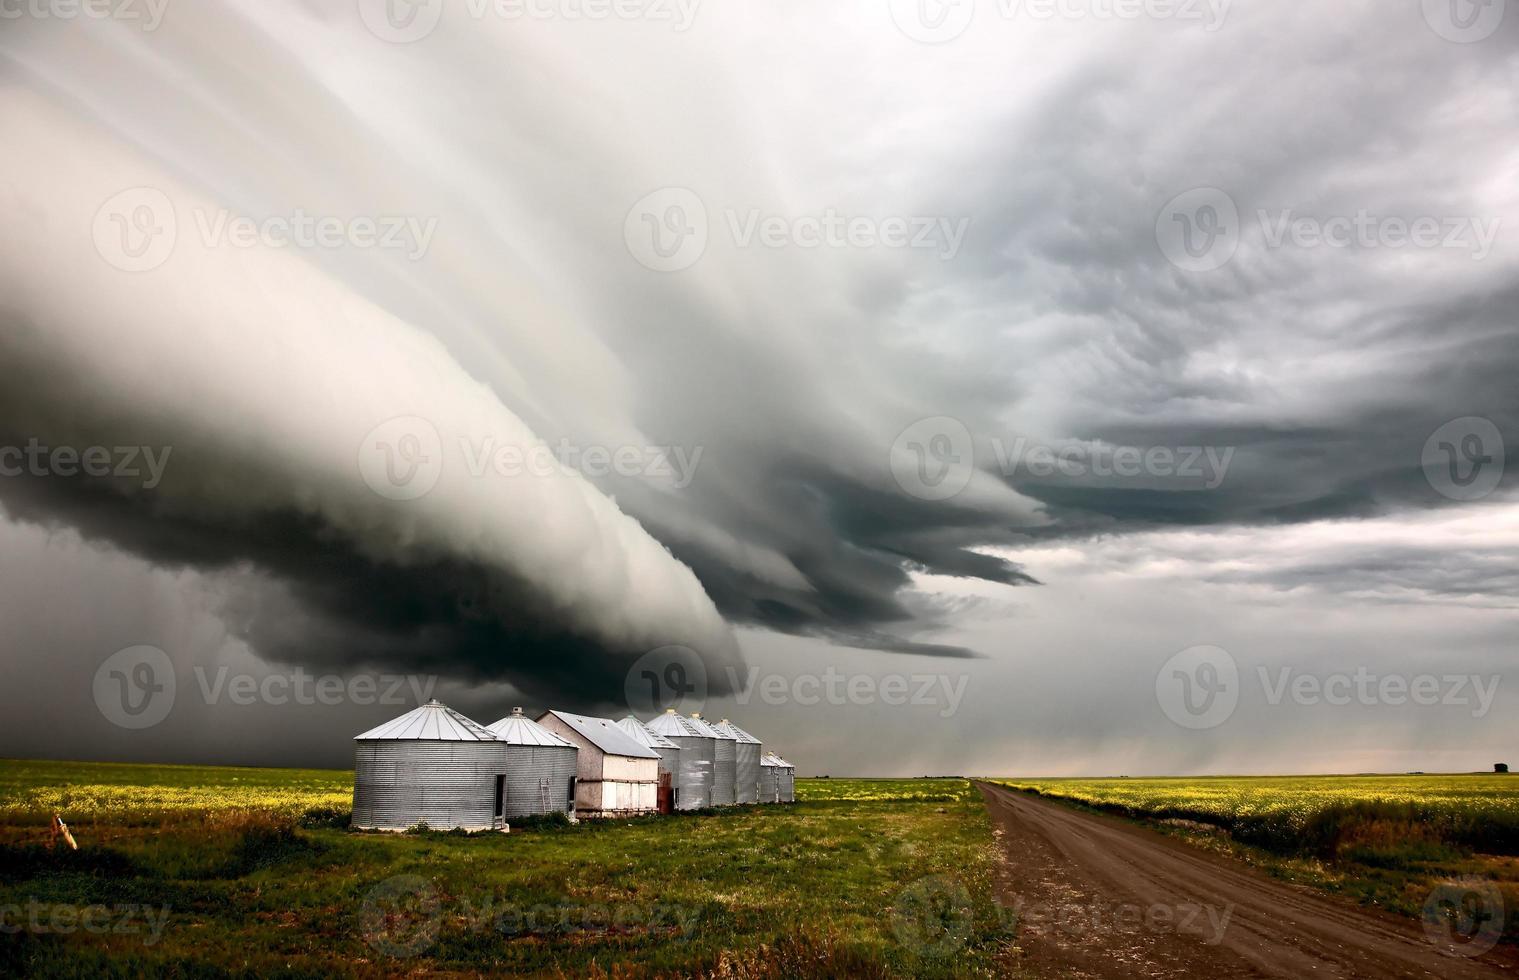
[5,763,1515,976]
[0,763,1011,978]
[991,774,1519,936]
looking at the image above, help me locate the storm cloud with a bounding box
[0,1,1514,770]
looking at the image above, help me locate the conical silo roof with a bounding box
[762,751,792,768]
[713,719,760,743]
[354,699,497,741]
[686,712,732,739]
[647,708,714,739]
[617,715,678,750]
[488,707,576,747]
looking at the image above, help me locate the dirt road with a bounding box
[978,781,1516,979]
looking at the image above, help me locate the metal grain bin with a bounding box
[759,751,782,803]
[486,707,579,819]
[713,719,762,805]
[646,708,715,810]
[352,700,508,831]
[617,715,680,813]
[688,713,736,806]
[772,752,796,802]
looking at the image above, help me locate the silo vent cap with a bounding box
[511,706,524,715]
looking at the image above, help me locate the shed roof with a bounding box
[539,709,659,759]
[713,719,760,744]
[488,707,576,747]
[616,715,678,750]
[354,699,497,742]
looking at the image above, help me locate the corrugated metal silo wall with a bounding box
[780,768,795,802]
[503,743,578,818]
[711,738,736,805]
[759,766,780,803]
[654,745,681,777]
[733,742,760,804]
[664,735,713,809]
[353,740,509,830]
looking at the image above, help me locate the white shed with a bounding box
[537,709,660,818]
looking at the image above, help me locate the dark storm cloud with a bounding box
[0,0,1514,757]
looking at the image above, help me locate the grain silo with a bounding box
[688,713,736,806]
[713,719,762,805]
[759,751,782,803]
[486,707,579,820]
[537,710,660,817]
[646,708,714,810]
[616,715,680,813]
[352,699,508,831]
[771,752,796,802]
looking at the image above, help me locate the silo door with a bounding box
[494,775,506,822]
[539,776,550,812]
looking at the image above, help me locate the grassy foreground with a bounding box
[0,762,1012,978]
[992,774,1519,938]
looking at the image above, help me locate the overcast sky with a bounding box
[0,1,1514,775]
